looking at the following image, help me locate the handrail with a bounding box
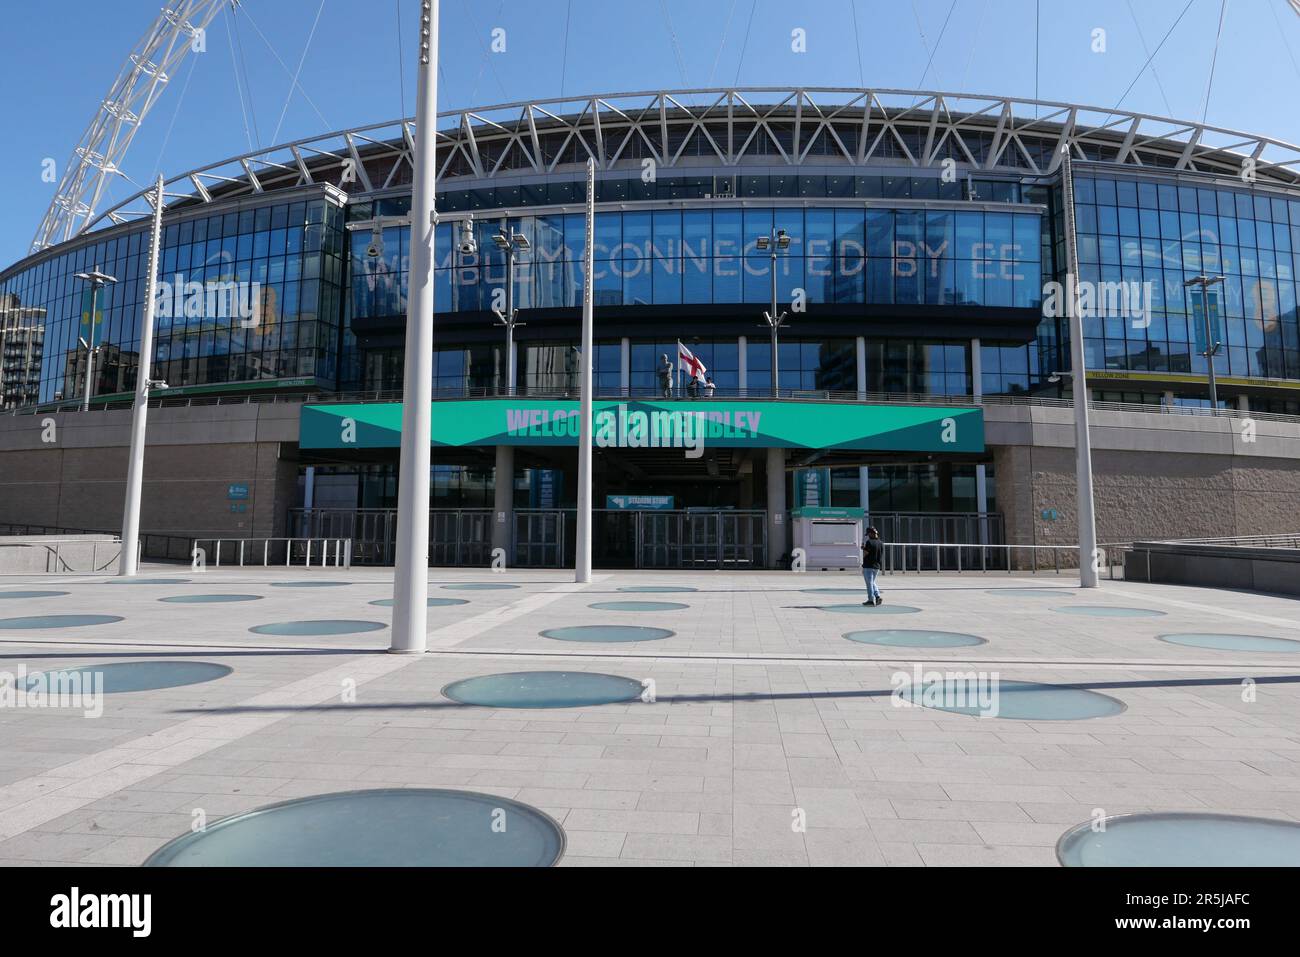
[0,536,131,574]
[191,537,353,569]
[0,523,192,562]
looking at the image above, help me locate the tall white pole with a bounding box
[575,158,595,583]
[391,0,439,652]
[1060,147,1099,587]
[119,174,165,576]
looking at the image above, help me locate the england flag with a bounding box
[677,340,707,383]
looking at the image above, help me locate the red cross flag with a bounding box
[677,340,707,382]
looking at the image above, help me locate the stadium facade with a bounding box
[2,88,1299,569]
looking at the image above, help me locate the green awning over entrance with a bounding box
[299,398,984,453]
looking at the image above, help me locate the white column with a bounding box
[1061,149,1099,587]
[766,446,787,568]
[619,336,630,396]
[859,465,870,513]
[856,335,867,401]
[303,466,316,509]
[493,445,513,553]
[391,0,440,652]
[971,336,988,541]
[119,174,165,576]
[575,158,596,583]
[738,335,747,395]
[1237,394,1250,412]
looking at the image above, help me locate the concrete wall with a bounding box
[0,536,121,573]
[987,405,1300,564]
[0,403,301,541]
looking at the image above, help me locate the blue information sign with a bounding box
[605,495,674,510]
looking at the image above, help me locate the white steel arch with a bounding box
[30,0,228,253]
[30,87,1300,259]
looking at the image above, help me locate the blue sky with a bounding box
[2,0,1299,267]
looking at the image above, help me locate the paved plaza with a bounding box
[0,565,1297,867]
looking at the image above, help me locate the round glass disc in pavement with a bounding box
[1054,605,1165,618]
[589,601,688,612]
[107,578,189,585]
[443,671,644,709]
[270,581,351,588]
[991,588,1077,598]
[143,788,565,867]
[249,619,386,636]
[844,629,987,648]
[1057,813,1300,867]
[899,678,1125,720]
[1158,633,1300,653]
[440,583,519,590]
[819,603,921,615]
[617,586,698,593]
[160,594,263,604]
[369,597,469,608]
[541,625,673,643]
[0,615,123,630]
[0,591,69,599]
[17,661,232,694]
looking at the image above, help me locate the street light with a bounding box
[1184,275,1226,411]
[492,221,529,396]
[756,227,791,397]
[73,268,118,412]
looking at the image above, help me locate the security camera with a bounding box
[366,223,385,259]
[148,379,170,391]
[459,217,478,256]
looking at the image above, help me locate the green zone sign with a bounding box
[300,399,983,454]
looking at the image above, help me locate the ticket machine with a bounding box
[790,507,864,571]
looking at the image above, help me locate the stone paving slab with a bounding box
[0,565,1297,866]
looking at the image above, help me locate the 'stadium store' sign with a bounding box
[300,399,984,454]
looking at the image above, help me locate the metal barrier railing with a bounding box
[883,541,1126,578]
[191,537,352,569]
[1148,533,1300,549]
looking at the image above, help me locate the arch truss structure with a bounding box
[31,0,228,254]
[63,87,1300,242]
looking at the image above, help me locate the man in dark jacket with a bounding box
[861,525,884,606]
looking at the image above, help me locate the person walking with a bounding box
[861,525,884,606]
